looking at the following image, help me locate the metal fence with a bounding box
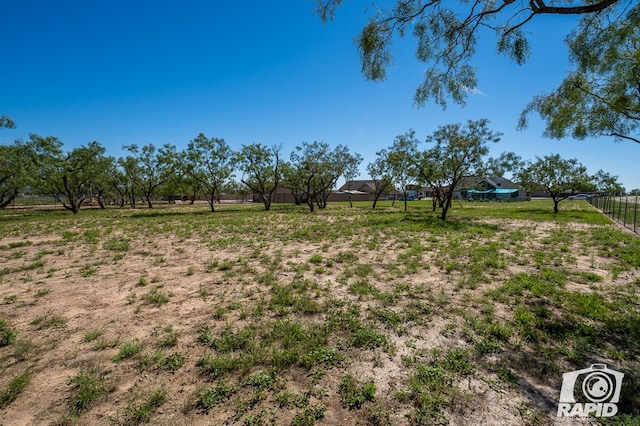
[589,194,639,235]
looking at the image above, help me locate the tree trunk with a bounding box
[554,199,560,213]
[316,195,328,209]
[440,192,453,220]
[63,196,84,215]
[262,195,271,211]
[62,175,83,214]
[208,191,216,212]
[440,204,449,220]
[0,190,18,209]
[96,190,106,209]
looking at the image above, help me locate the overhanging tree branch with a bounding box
[607,132,640,143]
[529,0,619,15]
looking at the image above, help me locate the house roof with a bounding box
[458,176,519,190]
[468,188,518,194]
[338,180,377,192]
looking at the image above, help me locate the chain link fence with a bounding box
[589,194,639,235]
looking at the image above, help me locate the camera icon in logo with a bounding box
[558,364,624,417]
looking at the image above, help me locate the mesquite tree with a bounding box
[184,133,236,212]
[415,119,501,220]
[283,141,362,212]
[517,154,590,213]
[237,143,282,211]
[121,143,176,208]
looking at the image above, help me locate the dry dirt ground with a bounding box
[0,203,638,425]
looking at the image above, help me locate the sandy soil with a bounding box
[0,208,637,426]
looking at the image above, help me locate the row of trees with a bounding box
[0,118,625,219]
[366,119,624,218]
[0,130,363,214]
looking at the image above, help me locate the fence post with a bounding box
[635,195,638,234]
[616,193,622,223]
[623,196,628,227]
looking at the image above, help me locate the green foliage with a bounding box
[153,325,179,348]
[102,237,130,252]
[339,374,376,409]
[318,0,635,141]
[113,341,142,362]
[115,387,167,425]
[415,119,501,219]
[68,367,116,414]
[407,347,474,424]
[139,350,184,372]
[517,154,590,213]
[30,314,68,330]
[82,328,104,343]
[0,135,62,209]
[120,143,177,209]
[141,285,171,306]
[0,319,17,346]
[50,141,113,214]
[291,404,326,426]
[197,352,245,379]
[282,141,362,211]
[236,143,282,211]
[184,133,236,212]
[0,114,16,129]
[521,3,640,143]
[0,371,30,409]
[329,304,389,350]
[193,381,236,413]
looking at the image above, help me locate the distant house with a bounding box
[455,176,526,201]
[262,180,381,204]
[529,185,551,198]
[338,180,377,194]
[338,179,402,200]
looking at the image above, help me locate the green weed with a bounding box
[0,319,17,346]
[114,387,167,425]
[113,341,142,362]
[0,370,30,409]
[68,366,117,414]
[193,381,236,413]
[141,285,171,306]
[339,374,376,409]
[82,328,105,343]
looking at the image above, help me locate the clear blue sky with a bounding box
[1,1,638,190]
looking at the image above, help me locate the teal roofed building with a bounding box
[455,177,526,201]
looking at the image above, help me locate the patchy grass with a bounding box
[0,319,17,346]
[113,387,168,425]
[113,341,142,362]
[68,367,117,414]
[0,370,30,409]
[339,374,376,409]
[0,200,638,424]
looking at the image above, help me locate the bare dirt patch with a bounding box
[0,204,638,425]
